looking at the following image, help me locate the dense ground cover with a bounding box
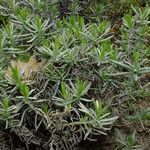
[0,0,150,150]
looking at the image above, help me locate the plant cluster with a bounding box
[0,0,150,150]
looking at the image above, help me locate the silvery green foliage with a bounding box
[116,130,148,150]
[0,1,150,150]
